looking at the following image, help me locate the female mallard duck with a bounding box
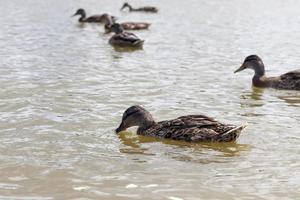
[119,22,150,30]
[116,106,247,142]
[109,23,144,47]
[72,9,116,23]
[102,14,150,33]
[235,55,300,90]
[120,2,158,13]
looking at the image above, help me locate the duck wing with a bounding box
[144,115,245,142]
[138,6,158,12]
[121,22,150,30]
[159,115,218,129]
[117,32,140,42]
[151,115,218,141]
[110,32,144,47]
[281,69,300,80]
[85,14,116,23]
[278,69,300,90]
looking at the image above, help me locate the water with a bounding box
[0,0,300,199]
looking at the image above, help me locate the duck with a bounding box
[116,105,247,142]
[108,23,144,48]
[102,14,150,33]
[235,55,300,90]
[72,8,116,23]
[120,2,158,13]
[118,22,150,30]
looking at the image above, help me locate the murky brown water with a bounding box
[0,0,300,199]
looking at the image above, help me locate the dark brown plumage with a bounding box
[235,55,300,90]
[120,2,158,13]
[116,106,247,142]
[122,22,150,30]
[102,14,151,33]
[109,24,144,48]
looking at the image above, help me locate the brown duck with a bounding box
[120,2,158,13]
[235,55,300,90]
[116,106,247,142]
[102,14,150,33]
[108,24,144,48]
[72,9,116,23]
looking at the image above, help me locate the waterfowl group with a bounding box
[72,3,299,144]
[116,106,246,142]
[120,2,158,13]
[235,55,300,90]
[73,3,154,48]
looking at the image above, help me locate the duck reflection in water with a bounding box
[277,93,300,107]
[240,86,300,108]
[239,87,265,108]
[117,130,250,163]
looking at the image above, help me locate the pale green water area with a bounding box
[1,0,300,199]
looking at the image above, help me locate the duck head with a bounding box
[110,23,124,34]
[235,55,265,76]
[116,105,155,133]
[121,2,131,11]
[72,8,86,17]
[102,14,114,33]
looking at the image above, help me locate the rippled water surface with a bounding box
[1,0,300,199]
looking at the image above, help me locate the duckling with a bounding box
[102,14,150,33]
[120,2,158,13]
[235,55,300,90]
[72,9,116,23]
[116,106,247,142]
[108,23,144,48]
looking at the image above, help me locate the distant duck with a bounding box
[108,23,144,48]
[120,2,158,13]
[116,105,247,142]
[105,22,150,33]
[102,14,150,33]
[235,55,300,90]
[72,8,116,23]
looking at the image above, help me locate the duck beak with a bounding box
[111,16,117,22]
[104,29,111,34]
[120,5,126,10]
[71,13,78,17]
[234,65,246,73]
[115,122,126,134]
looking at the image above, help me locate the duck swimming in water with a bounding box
[72,8,116,23]
[108,23,144,48]
[120,2,158,13]
[116,106,247,142]
[235,55,300,90]
[102,14,150,33]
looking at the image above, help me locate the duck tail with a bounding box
[220,123,248,142]
[133,40,144,47]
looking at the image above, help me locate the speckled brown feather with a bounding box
[277,70,300,90]
[137,115,246,142]
[109,32,144,47]
[121,22,150,30]
[253,70,300,90]
[80,14,117,23]
[132,7,158,13]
